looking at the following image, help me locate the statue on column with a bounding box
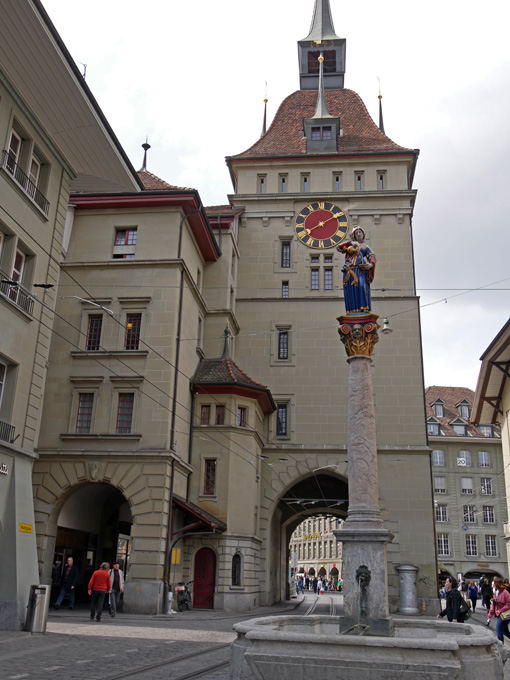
[337,226,376,314]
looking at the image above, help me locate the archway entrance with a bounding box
[270,471,349,602]
[52,483,132,606]
[193,547,216,609]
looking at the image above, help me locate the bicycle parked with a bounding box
[175,581,193,611]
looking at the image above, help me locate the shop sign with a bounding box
[303,533,321,539]
[19,523,33,533]
[0,462,8,475]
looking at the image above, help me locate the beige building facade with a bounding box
[426,386,506,584]
[289,516,343,582]
[0,0,141,629]
[27,0,439,616]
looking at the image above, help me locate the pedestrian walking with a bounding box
[53,556,79,610]
[480,575,493,610]
[437,577,465,623]
[468,581,478,613]
[88,562,111,622]
[108,561,125,617]
[488,577,510,643]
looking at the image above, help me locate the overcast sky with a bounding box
[43,0,510,394]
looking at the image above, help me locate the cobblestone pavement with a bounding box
[2,595,510,680]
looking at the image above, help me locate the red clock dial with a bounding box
[295,201,348,249]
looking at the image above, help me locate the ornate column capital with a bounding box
[337,313,380,357]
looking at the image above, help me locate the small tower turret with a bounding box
[298,0,346,90]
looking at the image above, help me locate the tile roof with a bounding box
[232,89,414,158]
[205,205,240,216]
[194,357,268,389]
[137,170,195,191]
[425,386,501,437]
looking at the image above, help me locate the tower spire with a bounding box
[139,137,151,172]
[378,79,385,134]
[261,82,268,138]
[312,53,333,119]
[298,0,346,90]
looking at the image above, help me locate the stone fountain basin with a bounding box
[230,615,508,680]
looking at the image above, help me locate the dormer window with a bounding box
[307,50,336,74]
[311,126,332,140]
[432,401,444,418]
[427,417,440,436]
[452,423,467,436]
[457,400,470,418]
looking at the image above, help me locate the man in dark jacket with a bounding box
[53,556,79,609]
[437,577,465,623]
[480,575,493,609]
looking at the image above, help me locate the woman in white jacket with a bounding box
[108,561,125,617]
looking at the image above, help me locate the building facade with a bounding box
[0,0,141,628]
[289,516,343,582]
[426,386,506,583]
[26,0,439,615]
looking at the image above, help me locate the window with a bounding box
[281,241,291,268]
[8,249,26,304]
[478,451,491,467]
[301,174,310,192]
[308,544,311,559]
[461,477,473,494]
[452,424,467,436]
[86,315,102,351]
[435,504,448,522]
[232,554,241,586]
[463,505,475,523]
[116,393,134,434]
[257,175,266,193]
[278,331,289,360]
[237,407,247,427]
[465,534,477,556]
[282,281,289,298]
[479,425,493,437]
[458,402,470,418]
[313,542,316,558]
[427,421,440,436]
[200,405,211,425]
[355,172,364,190]
[432,450,445,466]
[333,172,342,191]
[279,174,288,192]
[204,459,216,495]
[76,394,94,434]
[481,478,493,495]
[311,126,332,140]
[485,535,497,557]
[215,405,225,425]
[124,313,141,350]
[324,255,333,264]
[483,506,495,523]
[276,404,288,436]
[432,402,444,417]
[434,476,446,494]
[377,171,386,190]
[113,228,137,259]
[458,451,471,466]
[324,268,333,290]
[27,155,41,198]
[6,129,21,173]
[310,268,319,290]
[437,534,449,556]
[324,542,328,558]
[307,49,336,74]
[310,255,319,264]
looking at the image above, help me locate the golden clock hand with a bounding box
[306,213,343,234]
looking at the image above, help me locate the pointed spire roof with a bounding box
[261,96,268,137]
[303,0,340,41]
[139,138,151,172]
[378,94,385,134]
[312,53,334,120]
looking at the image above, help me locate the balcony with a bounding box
[0,271,34,315]
[1,150,50,215]
[0,420,15,444]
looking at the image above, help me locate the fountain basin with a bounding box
[230,615,508,680]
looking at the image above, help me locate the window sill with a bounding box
[228,586,246,591]
[0,291,34,320]
[198,494,218,502]
[70,350,149,358]
[60,433,142,440]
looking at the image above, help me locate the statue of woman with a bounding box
[337,226,376,314]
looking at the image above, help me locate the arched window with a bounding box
[232,553,241,586]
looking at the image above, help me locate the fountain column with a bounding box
[335,315,393,636]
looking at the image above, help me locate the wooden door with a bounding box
[193,547,216,609]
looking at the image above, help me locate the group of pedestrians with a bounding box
[296,574,342,595]
[52,557,125,622]
[438,573,510,644]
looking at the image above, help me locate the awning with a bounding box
[172,494,226,536]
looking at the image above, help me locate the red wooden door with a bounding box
[193,547,216,609]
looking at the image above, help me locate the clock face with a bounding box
[295,201,348,249]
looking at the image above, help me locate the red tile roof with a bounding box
[232,89,414,158]
[137,170,195,191]
[425,386,501,437]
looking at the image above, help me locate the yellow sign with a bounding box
[19,523,33,533]
[303,533,321,539]
[172,548,181,565]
